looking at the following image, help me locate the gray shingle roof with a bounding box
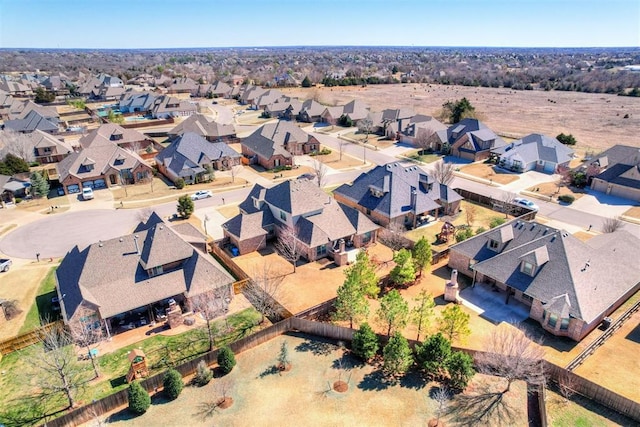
[492,133,574,165]
[79,123,152,149]
[451,220,640,323]
[4,110,58,133]
[168,113,236,139]
[241,121,314,161]
[56,215,234,320]
[334,162,462,220]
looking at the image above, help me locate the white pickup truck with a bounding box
[0,259,11,272]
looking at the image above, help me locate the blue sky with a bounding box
[0,0,638,48]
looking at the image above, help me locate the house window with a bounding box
[548,313,558,328]
[317,244,327,256]
[488,239,499,250]
[280,210,287,221]
[366,208,371,215]
[136,171,146,181]
[43,147,52,153]
[151,265,163,276]
[362,231,372,244]
[560,318,570,331]
[522,261,535,276]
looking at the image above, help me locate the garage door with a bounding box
[543,162,555,173]
[67,184,80,194]
[82,181,94,189]
[94,179,106,189]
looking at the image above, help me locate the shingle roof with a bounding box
[492,133,574,165]
[168,114,236,139]
[4,110,58,133]
[79,123,152,149]
[451,220,640,323]
[334,162,462,220]
[56,215,234,320]
[445,118,505,153]
[241,121,313,161]
[223,210,273,240]
[594,163,640,189]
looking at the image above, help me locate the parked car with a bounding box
[82,187,94,201]
[514,197,539,211]
[0,258,11,272]
[297,173,316,181]
[191,190,213,200]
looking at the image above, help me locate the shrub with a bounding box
[446,351,475,390]
[174,177,185,189]
[455,228,474,242]
[128,381,151,415]
[217,346,236,374]
[193,360,213,386]
[163,369,184,400]
[489,217,506,229]
[416,332,451,378]
[177,194,194,218]
[558,194,575,204]
[475,226,486,235]
[351,323,379,361]
[14,197,22,204]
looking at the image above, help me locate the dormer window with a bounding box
[370,188,384,198]
[521,261,535,276]
[488,239,500,250]
[280,210,287,221]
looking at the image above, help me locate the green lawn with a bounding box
[0,307,263,423]
[545,387,636,427]
[404,149,442,164]
[18,267,61,334]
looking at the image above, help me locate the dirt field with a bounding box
[281,84,640,153]
[99,334,526,427]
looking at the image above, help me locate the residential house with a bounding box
[222,179,379,265]
[0,174,30,204]
[333,162,463,228]
[167,77,199,96]
[55,212,234,337]
[167,113,237,142]
[155,132,241,184]
[320,106,345,125]
[398,115,447,147]
[241,121,320,169]
[57,138,152,194]
[0,75,32,96]
[491,134,574,174]
[151,95,197,119]
[196,80,232,98]
[30,129,76,164]
[118,91,158,114]
[80,123,156,153]
[239,85,268,106]
[587,145,640,202]
[342,100,370,123]
[3,110,59,134]
[7,100,59,122]
[448,220,640,341]
[433,118,506,161]
[253,89,284,110]
[297,99,326,122]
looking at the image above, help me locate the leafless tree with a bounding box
[414,128,435,154]
[274,223,301,273]
[312,159,328,188]
[357,117,374,142]
[69,307,105,379]
[602,216,624,233]
[244,262,285,324]
[0,128,35,163]
[431,385,451,426]
[431,160,456,186]
[557,371,577,403]
[378,222,409,252]
[465,204,477,227]
[189,286,231,351]
[476,325,546,393]
[196,378,235,419]
[501,192,517,219]
[230,164,243,183]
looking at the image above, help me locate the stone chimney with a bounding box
[444,269,460,303]
[339,238,345,253]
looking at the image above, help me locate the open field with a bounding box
[282,84,640,153]
[99,334,527,427]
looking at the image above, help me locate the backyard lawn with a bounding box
[18,267,61,334]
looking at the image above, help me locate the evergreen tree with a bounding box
[128,380,151,415]
[416,332,451,378]
[0,153,30,175]
[217,346,236,374]
[556,133,577,146]
[345,250,379,298]
[389,248,416,287]
[333,275,369,329]
[438,305,471,342]
[447,351,475,390]
[30,171,50,198]
[163,369,184,400]
[412,237,432,276]
[411,290,435,341]
[376,289,409,337]
[382,332,413,376]
[177,194,194,218]
[301,76,312,87]
[351,322,379,361]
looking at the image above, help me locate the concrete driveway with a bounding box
[569,189,637,217]
[0,209,140,259]
[500,170,559,193]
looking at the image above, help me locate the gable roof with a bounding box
[56,215,234,320]
[492,133,574,165]
[334,162,462,220]
[594,163,640,189]
[4,110,59,133]
[590,145,640,169]
[168,113,236,139]
[440,118,506,153]
[79,123,152,148]
[451,220,640,323]
[241,121,314,160]
[31,129,75,153]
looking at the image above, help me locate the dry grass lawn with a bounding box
[98,334,527,427]
[216,204,240,219]
[459,162,520,185]
[525,181,585,200]
[250,164,316,180]
[313,146,366,170]
[281,84,640,152]
[341,132,396,149]
[623,205,640,220]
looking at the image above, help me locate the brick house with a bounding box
[432,118,506,161]
[587,145,640,203]
[222,179,379,266]
[448,220,640,341]
[241,121,320,170]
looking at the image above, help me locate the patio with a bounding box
[459,281,530,325]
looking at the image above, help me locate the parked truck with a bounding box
[0,259,12,272]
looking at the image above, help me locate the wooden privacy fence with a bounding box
[0,320,64,356]
[210,241,249,281]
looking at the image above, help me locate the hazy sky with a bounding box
[1,0,638,49]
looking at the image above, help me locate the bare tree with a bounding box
[189,286,231,351]
[602,216,624,233]
[274,223,301,273]
[196,378,235,419]
[465,204,477,227]
[476,325,546,393]
[378,222,409,252]
[69,308,105,379]
[501,192,517,219]
[431,160,456,186]
[230,164,243,183]
[357,117,374,142]
[244,262,285,324]
[431,385,451,426]
[557,371,577,403]
[0,128,35,163]
[414,128,435,154]
[312,159,328,188]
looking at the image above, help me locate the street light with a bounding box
[204,214,210,237]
